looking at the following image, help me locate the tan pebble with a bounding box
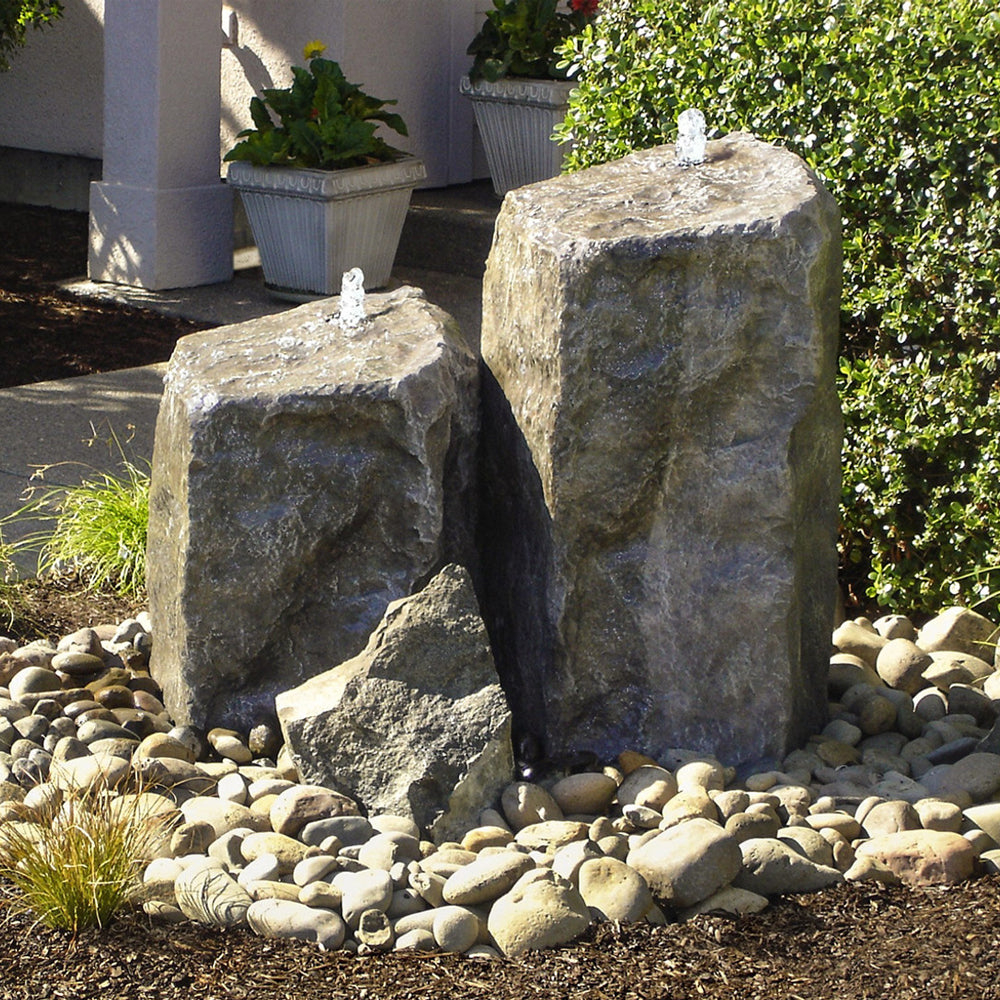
[618,750,659,774]
[675,760,725,793]
[617,765,677,811]
[500,782,563,830]
[247,880,301,902]
[299,881,342,910]
[550,772,618,815]
[743,771,780,792]
[461,826,513,852]
[806,812,862,840]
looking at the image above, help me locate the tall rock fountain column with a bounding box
[479,133,842,768]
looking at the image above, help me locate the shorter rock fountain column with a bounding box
[148,286,478,731]
[479,133,842,768]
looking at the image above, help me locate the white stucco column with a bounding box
[88,0,232,289]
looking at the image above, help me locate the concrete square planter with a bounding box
[227,157,426,299]
[459,75,574,196]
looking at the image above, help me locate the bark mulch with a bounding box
[2,876,1000,1000]
[0,202,207,389]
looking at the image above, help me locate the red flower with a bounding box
[570,0,598,15]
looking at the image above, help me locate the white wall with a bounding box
[0,0,483,187]
[222,0,484,186]
[0,0,104,158]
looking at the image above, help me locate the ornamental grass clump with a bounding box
[0,782,170,932]
[33,457,149,596]
[16,427,150,596]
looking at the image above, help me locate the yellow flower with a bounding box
[303,40,327,59]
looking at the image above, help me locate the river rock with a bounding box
[180,797,268,838]
[432,905,481,953]
[175,861,253,927]
[240,831,312,871]
[626,818,742,908]
[917,606,997,660]
[356,908,394,952]
[617,766,678,811]
[577,857,654,922]
[734,838,844,895]
[8,667,61,704]
[48,753,130,793]
[875,639,932,695]
[549,772,618,815]
[860,800,921,837]
[148,288,479,732]
[924,652,993,689]
[442,850,535,905]
[487,869,591,957]
[247,898,346,951]
[920,753,1000,802]
[855,830,977,885]
[501,781,564,830]
[336,868,394,928]
[268,784,360,838]
[677,885,770,920]
[478,133,841,767]
[277,565,513,843]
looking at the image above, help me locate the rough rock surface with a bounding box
[276,565,513,842]
[479,133,842,766]
[148,287,478,730]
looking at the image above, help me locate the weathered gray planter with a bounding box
[227,157,426,298]
[459,75,574,195]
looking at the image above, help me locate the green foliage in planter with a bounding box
[0,0,61,72]
[467,0,597,83]
[225,51,409,170]
[557,0,1000,616]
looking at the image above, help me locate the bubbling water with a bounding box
[676,109,707,167]
[338,268,366,329]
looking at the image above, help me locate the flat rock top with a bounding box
[163,286,465,406]
[502,133,833,246]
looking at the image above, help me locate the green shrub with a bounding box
[0,0,62,72]
[558,0,1000,616]
[839,351,1000,617]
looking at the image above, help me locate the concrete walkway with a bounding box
[0,181,494,571]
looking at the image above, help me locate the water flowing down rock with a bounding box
[275,565,514,843]
[479,133,842,768]
[147,287,478,731]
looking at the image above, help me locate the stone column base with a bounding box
[88,179,233,290]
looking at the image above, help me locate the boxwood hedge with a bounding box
[558,0,1000,617]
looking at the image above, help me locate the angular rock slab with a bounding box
[276,564,514,842]
[480,133,841,766]
[148,287,478,730]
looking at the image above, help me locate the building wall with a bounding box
[0,0,104,159]
[0,0,484,203]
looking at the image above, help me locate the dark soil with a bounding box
[2,199,999,999]
[0,202,207,389]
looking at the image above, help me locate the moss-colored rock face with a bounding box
[480,135,842,767]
